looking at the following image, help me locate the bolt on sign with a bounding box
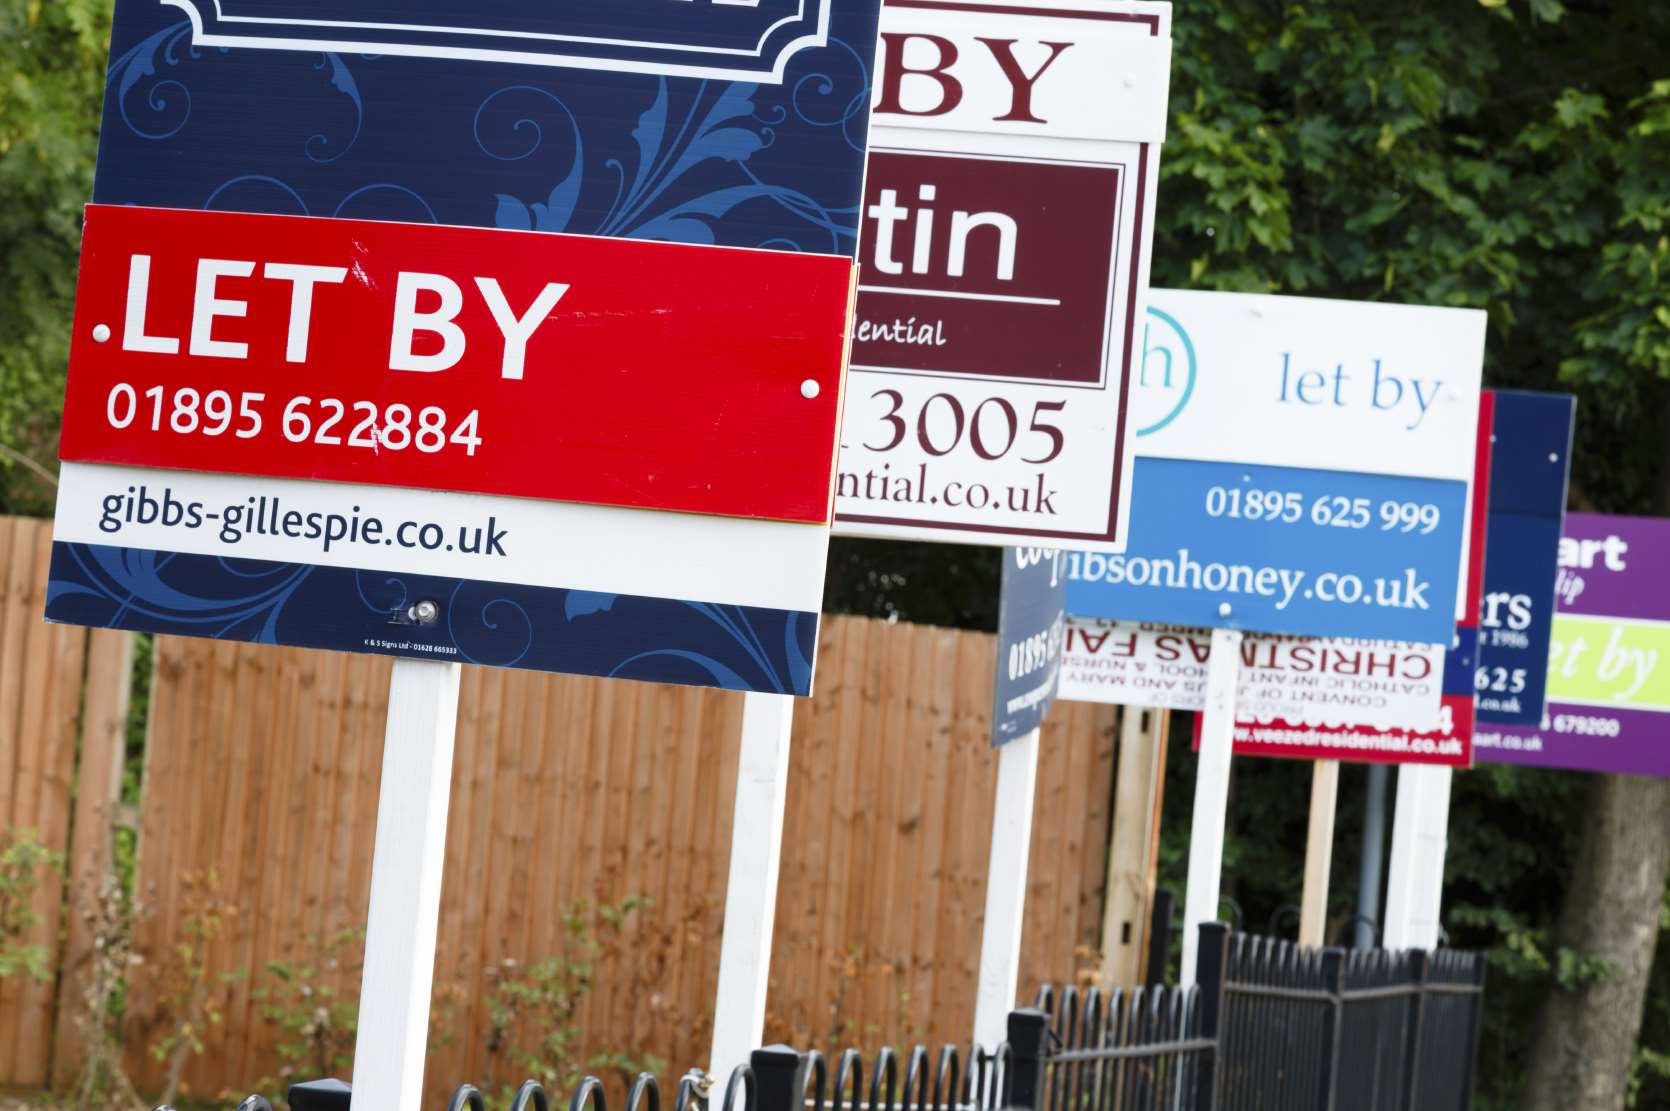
[832,0,1172,551]
[1476,514,1670,777]
[45,0,885,694]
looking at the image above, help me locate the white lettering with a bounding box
[122,254,180,355]
[189,258,257,359]
[389,272,466,373]
[473,277,570,380]
[263,262,348,364]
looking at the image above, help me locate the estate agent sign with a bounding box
[1474,390,1575,725]
[992,547,1067,745]
[834,0,1171,551]
[1476,514,1670,776]
[45,0,885,694]
[1066,289,1486,646]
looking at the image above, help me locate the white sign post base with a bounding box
[350,658,462,1111]
[972,727,1041,1050]
[709,691,796,1082]
[1181,629,1242,984]
[1383,765,1453,950]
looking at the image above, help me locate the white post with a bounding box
[709,691,796,1082]
[1180,628,1242,984]
[350,658,462,1111]
[972,727,1041,1050]
[1383,764,1453,950]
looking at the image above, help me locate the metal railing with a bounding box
[1007,982,1218,1111]
[1204,923,1486,1111]
[749,1040,1009,1111]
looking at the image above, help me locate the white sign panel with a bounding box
[1060,618,1446,731]
[832,0,1171,551]
[1134,290,1484,483]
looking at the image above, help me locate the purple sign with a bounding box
[1475,513,1670,776]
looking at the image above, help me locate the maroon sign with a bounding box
[832,0,1168,550]
[852,151,1121,385]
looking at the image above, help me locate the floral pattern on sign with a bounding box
[48,545,817,695]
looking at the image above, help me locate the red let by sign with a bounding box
[60,205,854,523]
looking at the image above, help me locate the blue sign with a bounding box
[992,548,1066,747]
[1475,390,1575,725]
[1066,457,1468,645]
[45,0,880,694]
[48,549,817,692]
[94,1,876,250]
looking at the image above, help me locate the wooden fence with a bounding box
[0,517,130,1090]
[0,516,1127,1103]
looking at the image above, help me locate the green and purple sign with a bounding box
[1475,513,1670,776]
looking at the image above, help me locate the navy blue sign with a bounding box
[49,546,816,692]
[992,548,1067,747]
[1065,458,1468,645]
[1476,390,1575,725]
[46,0,880,693]
[96,0,875,248]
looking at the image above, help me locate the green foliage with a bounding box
[475,895,663,1102]
[253,926,364,1089]
[148,870,239,1106]
[0,827,63,981]
[1150,0,1670,515]
[1629,1045,1670,1110]
[0,0,109,514]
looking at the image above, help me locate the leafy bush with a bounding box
[0,827,64,982]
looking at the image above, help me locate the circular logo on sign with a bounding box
[1133,306,1197,438]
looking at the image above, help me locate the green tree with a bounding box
[0,0,109,515]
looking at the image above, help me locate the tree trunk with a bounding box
[1523,383,1670,1110]
[1522,773,1670,1110]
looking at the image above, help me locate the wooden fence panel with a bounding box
[125,615,1118,1101]
[0,518,109,1089]
[50,628,136,1088]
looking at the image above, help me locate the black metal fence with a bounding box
[1205,923,1486,1111]
[752,1040,1006,1111]
[1006,983,1218,1111]
[156,925,1484,1111]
